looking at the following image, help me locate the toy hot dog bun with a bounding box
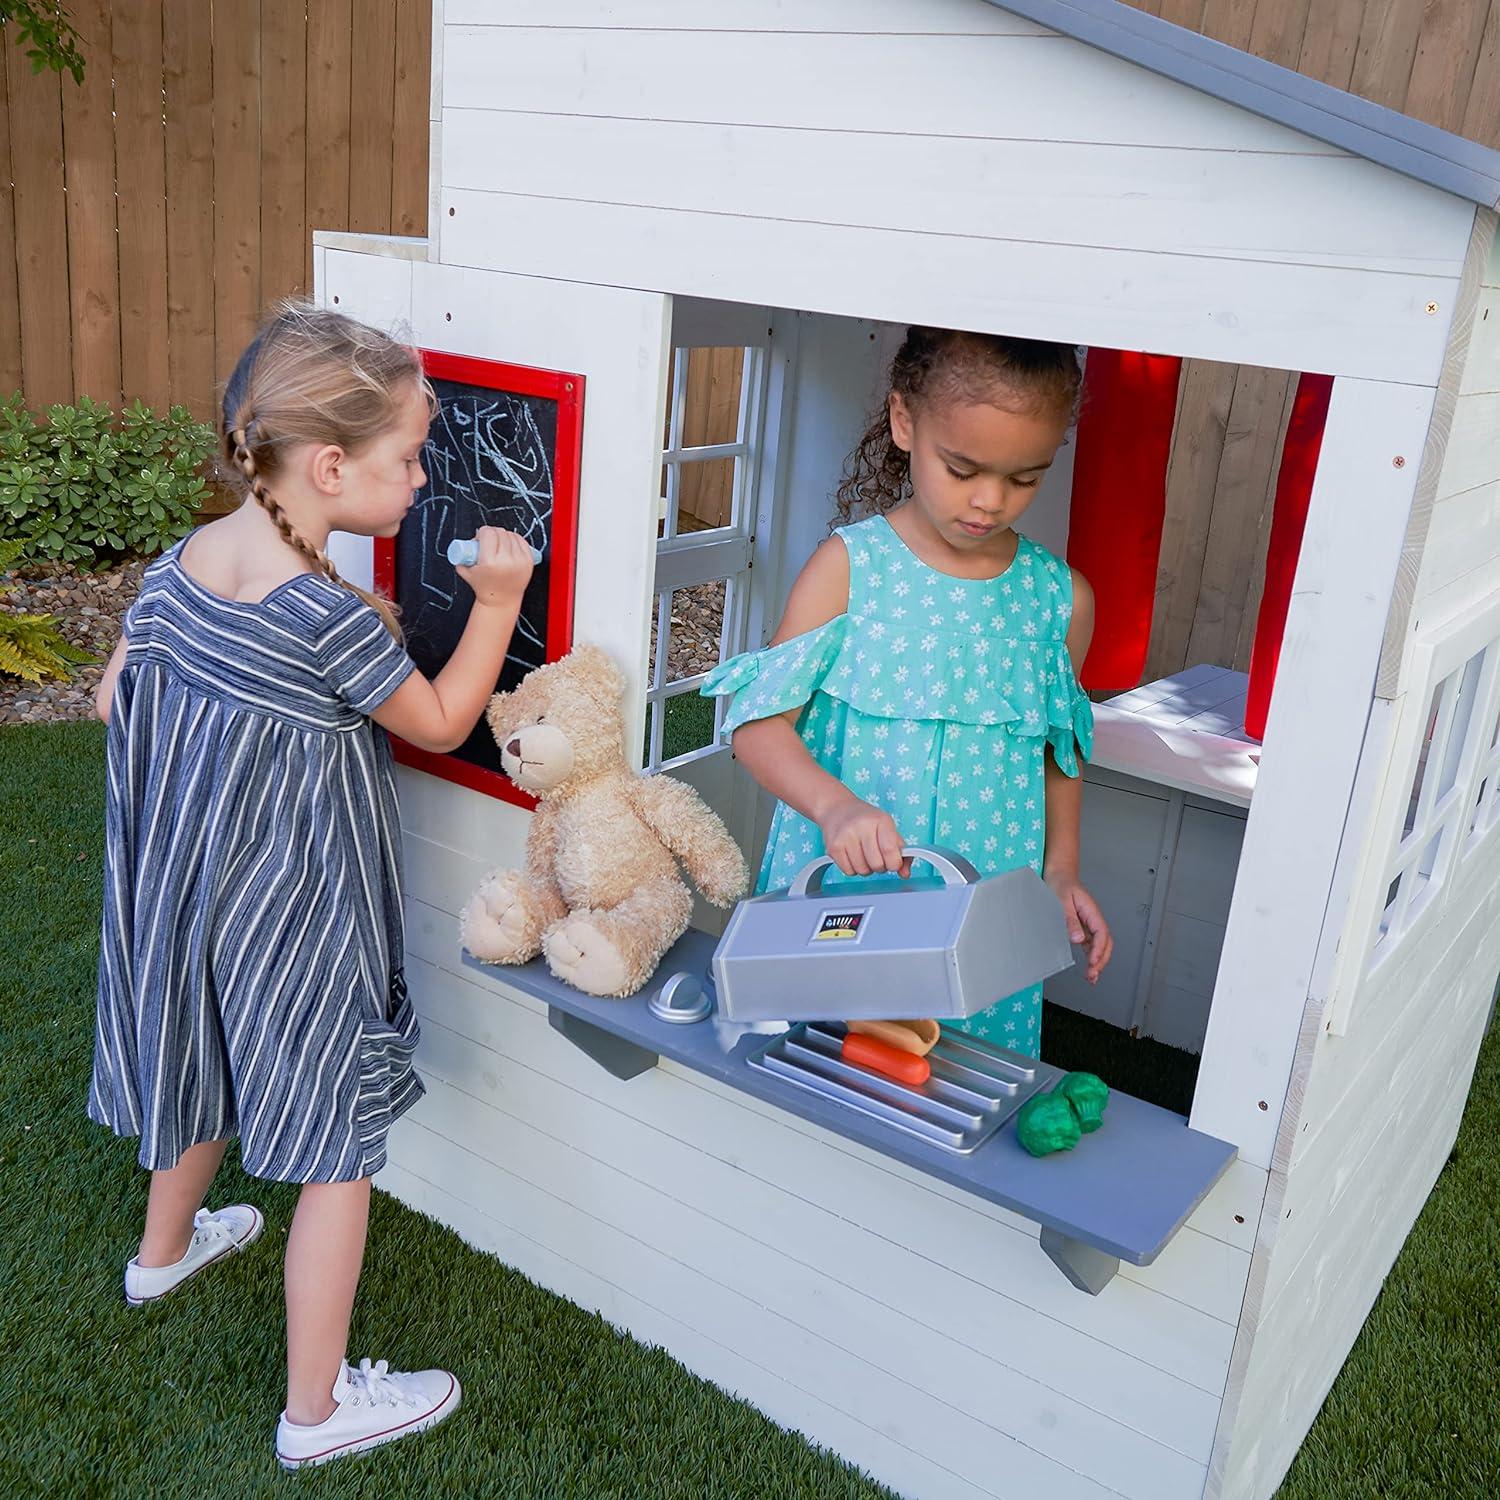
[842,1032,932,1086]
[846,1018,940,1057]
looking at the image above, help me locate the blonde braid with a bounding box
[229,422,402,640]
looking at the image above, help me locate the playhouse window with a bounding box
[1373,633,1500,968]
[645,340,771,770]
[1466,695,1500,847]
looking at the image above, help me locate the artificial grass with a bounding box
[0,722,891,1498]
[1,721,1495,1497]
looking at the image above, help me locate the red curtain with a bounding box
[1066,348,1182,692]
[1244,373,1334,742]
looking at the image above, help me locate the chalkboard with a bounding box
[374,348,584,806]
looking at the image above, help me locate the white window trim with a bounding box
[1326,588,1500,1034]
[644,325,774,775]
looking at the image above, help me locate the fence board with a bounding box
[1463,1,1500,148]
[2,0,423,416]
[1296,0,1365,90]
[5,44,72,408]
[1146,362,1233,683]
[1248,0,1312,69]
[61,0,122,407]
[306,0,354,288]
[1404,0,1491,135]
[213,2,262,389]
[0,37,22,397]
[1350,0,1426,111]
[262,0,309,303]
[1184,366,1293,672]
[163,0,217,420]
[392,0,433,237]
[112,0,170,410]
[350,0,398,233]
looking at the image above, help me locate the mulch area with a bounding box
[0,559,145,727]
[3,558,728,725]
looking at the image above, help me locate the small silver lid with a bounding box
[648,971,714,1024]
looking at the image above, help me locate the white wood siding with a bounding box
[1412,231,1500,620]
[316,242,1258,1500]
[1207,222,1500,1500]
[395,854,1259,1500]
[432,8,1471,382]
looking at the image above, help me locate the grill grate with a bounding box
[747,1022,1053,1154]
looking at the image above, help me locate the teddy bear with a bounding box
[460,644,749,997]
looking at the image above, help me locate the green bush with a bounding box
[0,539,92,684]
[0,394,216,567]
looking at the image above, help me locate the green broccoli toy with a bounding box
[1057,1071,1109,1133]
[1015,1072,1111,1157]
[1016,1091,1081,1156]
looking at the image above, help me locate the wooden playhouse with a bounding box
[316,3,1500,1497]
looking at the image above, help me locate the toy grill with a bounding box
[710,846,1076,1024]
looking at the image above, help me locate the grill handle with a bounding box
[788,844,982,898]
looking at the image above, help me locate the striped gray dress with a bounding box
[88,541,424,1183]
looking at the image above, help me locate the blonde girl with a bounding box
[90,303,531,1468]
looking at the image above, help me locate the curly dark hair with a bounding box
[833,327,1082,525]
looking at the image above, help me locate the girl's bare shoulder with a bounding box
[768,536,850,646]
[179,513,314,604]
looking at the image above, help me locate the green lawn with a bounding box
[1,721,1495,1497]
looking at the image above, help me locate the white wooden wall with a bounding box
[434,0,1469,384]
[317,241,1271,1500]
[1207,217,1500,1500]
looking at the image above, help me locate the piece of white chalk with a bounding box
[446,537,544,567]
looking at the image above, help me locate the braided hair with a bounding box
[833,327,1082,526]
[221,301,431,638]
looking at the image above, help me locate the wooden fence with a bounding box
[3,0,1495,682]
[0,0,431,423]
[1120,0,1499,681]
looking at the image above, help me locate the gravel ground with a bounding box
[2,559,727,726]
[649,579,728,684]
[0,558,145,727]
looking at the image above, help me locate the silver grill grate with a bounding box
[747,1021,1052,1154]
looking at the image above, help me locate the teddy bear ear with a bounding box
[566,643,626,703]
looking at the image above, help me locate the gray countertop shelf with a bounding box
[458,927,1237,1294]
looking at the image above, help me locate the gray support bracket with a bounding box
[548,1005,659,1081]
[1039,1227,1120,1295]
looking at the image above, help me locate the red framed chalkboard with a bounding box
[374,348,585,808]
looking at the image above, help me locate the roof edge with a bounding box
[984,0,1500,210]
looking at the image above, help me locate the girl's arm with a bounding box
[731,538,909,878]
[95,635,128,724]
[1044,570,1113,983]
[372,528,533,754]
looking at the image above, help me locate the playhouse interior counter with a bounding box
[459,929,1237,1291]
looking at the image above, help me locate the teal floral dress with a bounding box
[702,514,1093,1056]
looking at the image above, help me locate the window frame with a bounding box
[643,315,778,775]
[1326,589,1500,1032]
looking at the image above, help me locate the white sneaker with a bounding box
[124,1204,265,1306]
[275,1358,462,1470]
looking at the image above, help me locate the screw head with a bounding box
[1394,455,1406,468]
[1425,301,1439,314]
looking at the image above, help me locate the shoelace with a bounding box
[189,1209,233,1249]
[345,1358,421,1410]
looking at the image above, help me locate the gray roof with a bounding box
[985,0,1500,209]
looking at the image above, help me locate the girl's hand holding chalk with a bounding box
[449,527,536,608]
[448,536,544,568]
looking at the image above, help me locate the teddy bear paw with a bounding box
[461,871,540,964]
[545,915,635,997]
